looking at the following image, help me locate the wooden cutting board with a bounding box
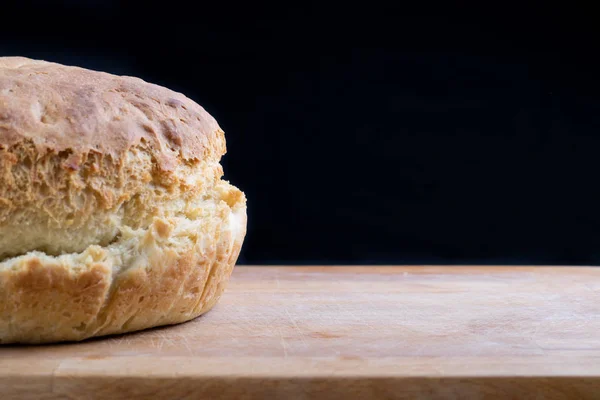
[2,266,600,399]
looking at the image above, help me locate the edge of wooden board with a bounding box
[3,357,600,378]
[3,357,600,400]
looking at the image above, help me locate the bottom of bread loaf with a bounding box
[0,183,246,344]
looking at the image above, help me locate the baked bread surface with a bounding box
[0,57,247,344]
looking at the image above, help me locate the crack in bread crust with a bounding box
[0,141,225,260]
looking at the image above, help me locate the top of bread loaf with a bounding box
[0,57,226,170]
[0,57,236,260]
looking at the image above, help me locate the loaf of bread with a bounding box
[0,57,247,344]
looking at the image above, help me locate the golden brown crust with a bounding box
[0,57,247,344]
[0,56,225,164]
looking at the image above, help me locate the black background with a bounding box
[1,1,600,265]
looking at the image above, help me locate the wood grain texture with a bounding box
[2,266,600,399]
